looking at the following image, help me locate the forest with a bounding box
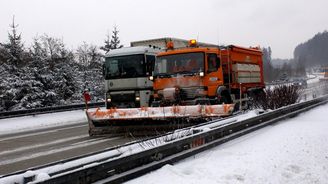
[294,31,328,67]
[0,19,122,111]
[265,31,328,82]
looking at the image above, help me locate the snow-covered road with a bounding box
[127,102,328,184]
[0,98,327,183]
[0,109,134,176]
[0,109,87,136]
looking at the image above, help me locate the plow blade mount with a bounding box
[86,104,234,136]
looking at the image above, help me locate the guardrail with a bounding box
[1,95,327,184]
[0,102,105,119]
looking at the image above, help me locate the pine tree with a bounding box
[0,43,7,64]
[110,26,123,50]
[100,26,123,53]
[4,16,24,66]
[100,31,112,53]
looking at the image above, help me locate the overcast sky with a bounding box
[0,0,327,59]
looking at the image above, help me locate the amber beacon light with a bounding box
[189,39,197,47]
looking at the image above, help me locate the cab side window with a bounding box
[207,54,220,73]
[146,55,155,75]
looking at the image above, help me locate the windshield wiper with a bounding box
[155,73,172,78]
[177,71,196,76]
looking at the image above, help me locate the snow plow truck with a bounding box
[86,38,264,136]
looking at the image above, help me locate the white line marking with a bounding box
[0,124,88,142]
[0,137,120,166]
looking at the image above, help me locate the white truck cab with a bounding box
[103,46,160,108]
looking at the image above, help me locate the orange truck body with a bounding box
[220,45,265,92]
[153,44,264,105]
[320,67,328,81]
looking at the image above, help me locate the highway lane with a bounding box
[0,122,135,175]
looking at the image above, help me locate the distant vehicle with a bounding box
[291,78,307,87]
[319,67,328,81]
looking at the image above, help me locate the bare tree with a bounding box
[37,34,73,69]
[76,42,102,67]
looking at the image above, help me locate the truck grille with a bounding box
[111,93,135,102]
[180,87,200,99]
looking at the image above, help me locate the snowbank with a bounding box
[127,103,328,184]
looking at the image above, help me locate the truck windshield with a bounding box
[154,52,204,76]
[104,54,146,79]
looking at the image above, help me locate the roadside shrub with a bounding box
[251,85,302,110]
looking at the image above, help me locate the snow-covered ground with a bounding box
[127,103,328,184]
[0,110,87,136]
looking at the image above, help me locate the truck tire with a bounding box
[219,90,233,104]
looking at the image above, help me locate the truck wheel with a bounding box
[219,90,232,104]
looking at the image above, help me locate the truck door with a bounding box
[206,53,222,96]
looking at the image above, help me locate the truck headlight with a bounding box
[107,98,112,102]
[136,97,140,101]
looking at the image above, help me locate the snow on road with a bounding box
[0,110,87,136]
[127,103,328,184]
[1,101,327,183]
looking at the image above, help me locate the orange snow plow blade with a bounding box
[87,104,234,136]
